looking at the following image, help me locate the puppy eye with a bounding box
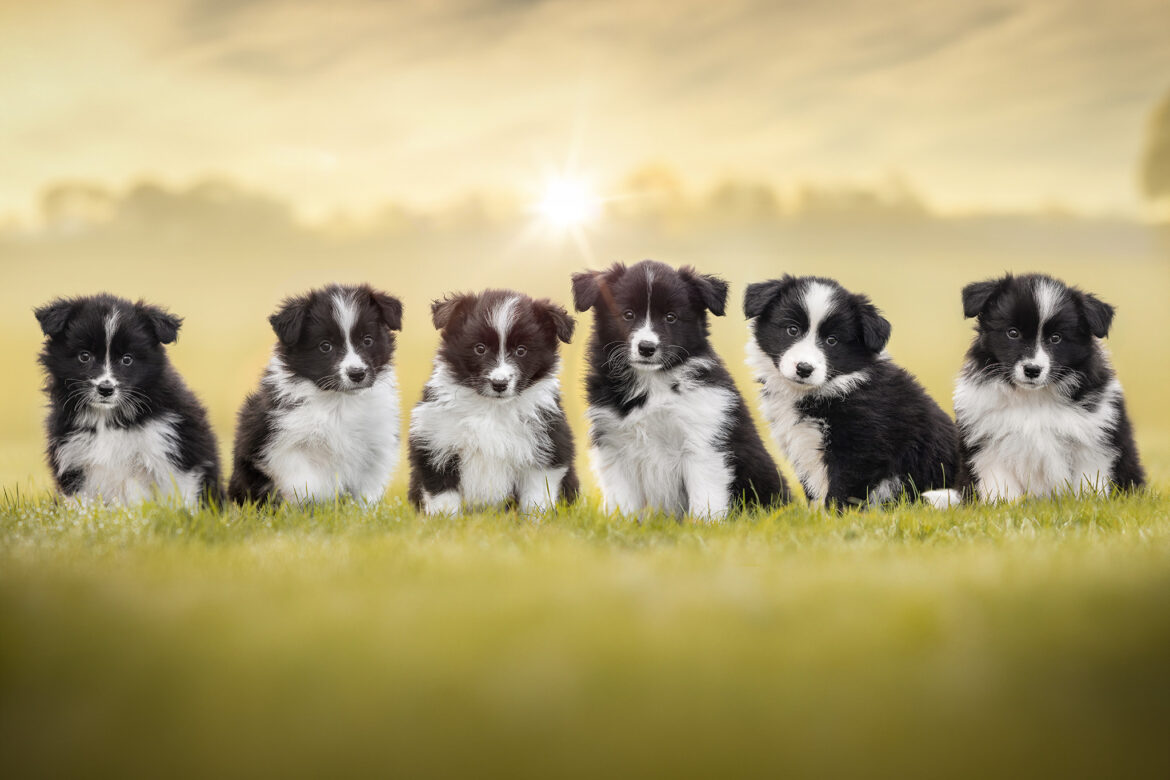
[665,312,677,324]
[362,335,374,347]
[1006,328,1021,340]
[121,354,133,366]
[78,351,92,364]
[786,325,800,337]
[515,345,527,357]
[622,310,636,321]
[474,343,487,355]
[319,341,333,353]
[825,336,838,347]
[1048,333,1062,344]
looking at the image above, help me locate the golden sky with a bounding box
[3,0,1169,220]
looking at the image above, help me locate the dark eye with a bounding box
[474,343,487,355]
[319,341,333,353]
[78,351,92,364]
[362,335,374,347]
[121,354,133,366]
[825,336,838,347]
[1049,333,1062,344]
[786,325,800,337]
[515,345,527,357]
[665,312,677,324]
[1006,328,1021,340]
[622,310,635,321]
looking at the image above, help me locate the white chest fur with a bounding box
[56,412,202,506]
[262,360,401,502]
[411,364,564,510]
[954,367,1122,500]
[745,334,830,502]
[588,358,735,518]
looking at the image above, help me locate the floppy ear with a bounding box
[857,296,891,353]
[369,289,403,331]
[269,294,309,346]
[743,276,798,319]
[1079,292,1114,339]
[137,302,183,345]
[961,277,1006,319]
[571,263,627,313]
[538,300,575,344]
[679,266,729,316]
[431,293,476,331]
[34,298,77,338]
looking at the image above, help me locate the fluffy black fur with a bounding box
[573,260,789,515]
[408,289,579,512]
[746,275,964,509]
[35,293,222,504]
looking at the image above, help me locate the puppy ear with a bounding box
[538,300,575,344]
[743,276,798,319]
[34,298,77,338]
[961,277,1006,319]
[680,266,729,316]
[857,296,891,353]
[269,294,309,346]
[431,293,475,331]
[1079,292,1114,339]
[136,302,183,345]
[369,289,403,331]
[571,263,626,312]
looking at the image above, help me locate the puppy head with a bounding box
[572,260,726,373]
[432,289,573,399]
[745,275,890,390]
[270,284,402,392]
[962,273,1112,390]
[35,293,181,418]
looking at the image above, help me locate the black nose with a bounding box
[96,381,115,398]
[795,362,815,379]
[491,379,509,393]
[637,341,657,358]
[347,368,367,383]
[1023,363,1042,379]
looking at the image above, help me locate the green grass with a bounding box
[2,492,1169,778]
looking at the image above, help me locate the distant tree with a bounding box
[1141,88,1170,204]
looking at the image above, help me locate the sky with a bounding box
[2,0,1169,222]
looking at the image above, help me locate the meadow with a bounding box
[2,196,1170,776]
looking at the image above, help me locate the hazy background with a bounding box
[4,0,1170,492]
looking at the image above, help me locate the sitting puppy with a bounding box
[572,260,789,519]
[955,273,1144,500]
[229,284,403,504]
[35,294,222,506]
[409,290,578,514]
[745,275,964,509]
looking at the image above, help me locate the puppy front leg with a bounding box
[684,455,732,521]
[517,467,568,513]
[591,445,644,516]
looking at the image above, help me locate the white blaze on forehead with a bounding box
[332,291,366,374]
[1017,279,1064,385]
[99,307,121,383]
[777,281,838,388]
[802,281,837,334]
[629,265,660,357]
[1034,279,1065,326]
[489,296,520,384]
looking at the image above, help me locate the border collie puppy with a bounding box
[229,284,403,504]
[955,273,1144,500]
[744,276,964,510]
[35,294,221,506]
[408,290,578,515]
[572,260,789,519]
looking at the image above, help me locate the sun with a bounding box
[535,175,602,229]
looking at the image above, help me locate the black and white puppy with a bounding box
[35,294,222,506]
[409,290,578,514]
[229,284,403,504]
[745,276,964,510]
[572,260,789,519]
[955,273,1144,500]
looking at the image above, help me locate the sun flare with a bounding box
[535,176,602,229]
